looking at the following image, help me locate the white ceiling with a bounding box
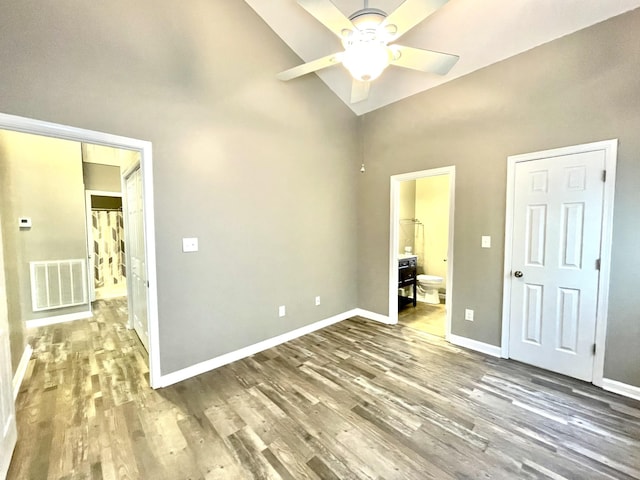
[245,0,640,115]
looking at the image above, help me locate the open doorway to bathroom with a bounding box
[389,167,455,339]
[87,192,126,301]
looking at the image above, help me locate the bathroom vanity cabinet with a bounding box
[398,256,417,309]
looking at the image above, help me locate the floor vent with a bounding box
[30,259,87,312]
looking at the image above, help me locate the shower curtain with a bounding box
[92,209,126,293]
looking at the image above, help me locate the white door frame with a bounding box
[501,139,617,387]
[0,112,162,389]
[85,190,124,303]
[389,166,455,338]
[0,210,17,480]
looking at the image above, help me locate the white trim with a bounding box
[12,344,32,400]
[0,111,161,388]
[501,139,618,387]
[26,310,93,329]
[158,310,358,388]
[85,190,123,303]
[353,308,394,324]
[602,378,640,402]
[389,167,455,339]
[121,163,139,333]
[449,333,501,358]
[86,189,124,197]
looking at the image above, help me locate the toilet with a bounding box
[417,274,443,304]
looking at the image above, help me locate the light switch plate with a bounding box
[182,237,198,253]
[481,236,491,248]
[278,305,286,317]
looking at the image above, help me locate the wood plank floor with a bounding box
[8,298,640,479]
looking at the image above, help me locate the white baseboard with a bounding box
[158,309,360,388]
[602,378,640,402]
[26,310,93,329]
[449,333,501,358]
[12,344,33,400]
[353,308,394,325]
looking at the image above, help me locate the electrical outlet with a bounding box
[315,296,321,306]
[278,305,286,317]
[465,309,474,321]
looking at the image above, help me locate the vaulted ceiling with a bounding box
[245,0,640,115]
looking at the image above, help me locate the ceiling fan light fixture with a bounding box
[342,41,391,82]
[277,0,459,104]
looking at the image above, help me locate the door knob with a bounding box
[514,270,523,278]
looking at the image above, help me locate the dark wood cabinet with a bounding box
[398,256,417,308]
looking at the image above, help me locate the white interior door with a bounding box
[508,150,605,381]
[125,167,149,351]
[0,226,17,479]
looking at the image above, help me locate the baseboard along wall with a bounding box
[12,344,33,400]
[25,310,93,329]
[448,333,502,358]
[155,307,640,404]
[602,378,640,402]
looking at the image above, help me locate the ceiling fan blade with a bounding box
[350,80,370,104]
[381,0,448,41]
[297,0,354,38]
[390,45,458,75]
[277,52,343,81]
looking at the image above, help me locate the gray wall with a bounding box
[0,1,359,375]
[0,142,22,374]
[1,0,637,389]
[358,10,640,387]
[0,130,89,373]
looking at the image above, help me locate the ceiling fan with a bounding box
[277,0,459,104]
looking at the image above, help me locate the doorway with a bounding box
[86,190,126,302]
[0,112,161,388]
[389,166,455,338]
[501,140,617,386]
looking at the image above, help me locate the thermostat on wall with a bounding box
[18,217,32,228]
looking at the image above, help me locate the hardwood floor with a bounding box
[8,298,640,479]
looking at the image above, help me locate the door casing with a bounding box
[501,139,618,387]
[0,210,17,480]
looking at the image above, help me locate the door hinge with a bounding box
[596,258,601,270]
[602,170,606,182]
[147,280,150,288]
[592,343,597,355]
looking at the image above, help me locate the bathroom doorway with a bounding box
[389,167,455,339]
[86,190,126,302]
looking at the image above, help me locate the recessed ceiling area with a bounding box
[245,0,640,115]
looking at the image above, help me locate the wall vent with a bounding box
[30,259,87,312]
